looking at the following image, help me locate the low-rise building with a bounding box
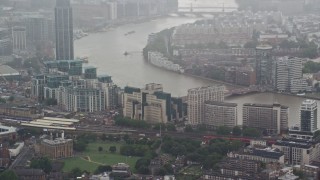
[228,147,285,164]
[272,138,320,165]
[0,125,17,141]
[13,169,46,180]
[0,144,10,169]
[9,142,24,157]
[40,135,73,160]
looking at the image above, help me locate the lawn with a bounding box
[62,142,139,173]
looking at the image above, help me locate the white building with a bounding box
[148,51,184,73]
[290,79,309,93]
[275,56,303,92]
[187,86,225,125]
[12,26,27,51]
[273,139,320,165]
[203,101,237,128]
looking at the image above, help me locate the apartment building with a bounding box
[187,86,225,125]
[243,103,289,134]
[275,56,303,92]
[203,101,237,128]
[272,138,320,165]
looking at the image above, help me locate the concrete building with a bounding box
[0,144,10,169]
[13,169,46,180]
[56,82,106,112]
[228,147,285,164]
[123,84,174,124]
[243,103,289,134]
[55,0,74,60]
[25,16,54,43]
[272,138,320,165]
[275,56,303,92]
[9,142,24,157]
[0,28,12,56]
[0,125,17,142]
[187,86,225,125]
[0,104,39,121]
[203,101,237,128]
[290,79,309,93]
[300,99,318,132]
[40,134,73,160]
[12,26,27,51]
[255,45,274,87]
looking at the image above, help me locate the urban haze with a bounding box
[0,0,320,180]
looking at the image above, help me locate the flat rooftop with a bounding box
[243,103,288,109]
[21,123,76,130]
[205,101,237,107]
[42,138,72,145]
[43,117,79,123]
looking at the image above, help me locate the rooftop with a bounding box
[0,65,19,76]
[243,103,288,109]
[0,125,16,135]
[42,138,72,145]
[205,101,237,107]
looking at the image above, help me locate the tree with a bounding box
[123,134,130,142]
[71,167,82,178]
[185,125,193,132]
[243,127,262,138]
[0,170,18,180]
[109,146,117,153]
[232,126,242,136]
[30,157,52,174]
[45,98,57,105]
[216,126,231,135]
[94,165,112,174]
[0,98,6,103]
[74,140,87,152]
[135,158,150,170]
[8,96,14,102]
[98,146,103,152]
[100,133,107,141]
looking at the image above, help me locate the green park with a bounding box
[62,142,139,173]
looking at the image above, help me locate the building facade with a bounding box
[243,103,289,134]
[275,56,303,92]
[40,138,73,160]
[55,0,74,60]
[272,139,320,165]
[12,26,27,51]
[255,45,274,87]
[300,99,318,132]
[187,86,225,125]
[123,84,174,124]
[203,101,237,128]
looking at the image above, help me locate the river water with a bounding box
[74,0,318,126]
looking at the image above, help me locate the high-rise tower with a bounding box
[55,0,74,60]
[300,99,318,132]
[256,44,274,87]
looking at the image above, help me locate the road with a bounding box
[9,146,33,169]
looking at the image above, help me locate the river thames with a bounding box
[74,0,319,126]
